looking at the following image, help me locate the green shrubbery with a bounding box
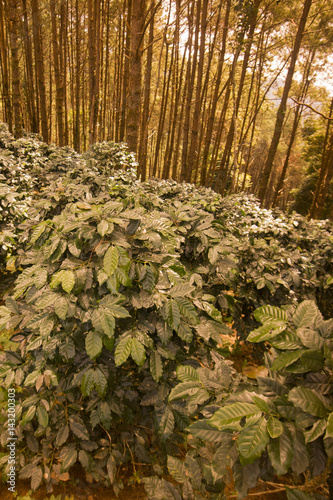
[0,125,332,498]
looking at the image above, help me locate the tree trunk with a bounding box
[258,0,313,205]
[6,0,23,138]
[126,0,145,154]
[0,0,12,132]
[21,0,38,133]
[31,0,48,142]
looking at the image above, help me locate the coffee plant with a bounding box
[0,124,332,497]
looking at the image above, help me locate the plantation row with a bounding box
[0,124,332,498]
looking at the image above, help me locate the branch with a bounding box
[290,97,333,120]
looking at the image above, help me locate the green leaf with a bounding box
[201,302,223,323]
[56,424,69,447]
[167,456,187,484]
[288,387,327,418]
[31,222,48,244]
[103,246,119,276]
[160,407,175,438]
[150,351,163,382]
[209,403,261,430]
[61,270,75,293]
[81,369,95,397]
[69,418,89,441]
[36,405,49,428]
[267,427,294,475]
[271,349,307,371]
[169,381,202,401]
[114,335,132,366]
[50,270,65,289]
[175,297,198,323]
[54,296,68,320]
[34,269,48,289]
[131,338,146,366]
[169,284,195,297]
[292,300,318,329]
[254,305,288,324]
[85,330,103,360]
[251,396,272,414]
[188,420,233,442]
[97,220,109,237]
[304,418,327,443]
[176,365,200,383]
[21,406,36,426]
[297,328,324,350]
[99,307,115,337]
[31,466,43,491]
[247,323,287,343]
[269,330,302,350]
[267,417,284,438]
[237,417,269,465]
[325,412,333,439]
[165,299,180,330]
[60,447,77,472]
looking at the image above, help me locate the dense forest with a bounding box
[0,0,333,217]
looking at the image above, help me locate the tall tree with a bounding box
[6,0,23,138]
[257,0,313,205]
[126,0,145,154]
[32,0,49,142]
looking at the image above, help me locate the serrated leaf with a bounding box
[169,284,195,297]
[168,381,201,401]
[267,427,294,475]
[56,424,69,447]
[325,412,333,439]
[176,365,200,383]
[50,270,65,289]
[81,369,95,397]
[93,368,108,397]
[267,417,284,438]
[37,405,49,428]
[31,466,43,491]
[103,246,119,276]
[165,299,180,330]
[271,349,307,371]
[293,300,318,329]
[150,351,163,382]
[304,418,327,443]
[21,406,36,426]
[85,330,102,360]
[131,338,146,366]
[61,270,75,293]
[288,387,327,418]
[160,406,175,438]
[55,296,69,320]
[237,418,269,465]
[98,220,109,237]
[114,335,132,366]
[60,447,77,472]
[188,420,235,442]
[69,418,89,440]
[254,305,288,324]
[167,456,187,484]
[209,403,261,430]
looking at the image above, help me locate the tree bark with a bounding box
[126,0,145,154]
[32,0,48,142]
[258,0,313,205]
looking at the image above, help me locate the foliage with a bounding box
[148,300,333,499]
[0,128,332,496]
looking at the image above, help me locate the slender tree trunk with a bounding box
[309,98,333,219]
[126,0,145,154]
[138,0,156,180]
[73,0,81,151]
[22,0,38,133]
[258,0,313,205]
[6,0,23,138]
[0,0,12,131]
[31,0,48,142]
[200,0,231,186]
[50,0,65,145]
[120,0,131,141]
